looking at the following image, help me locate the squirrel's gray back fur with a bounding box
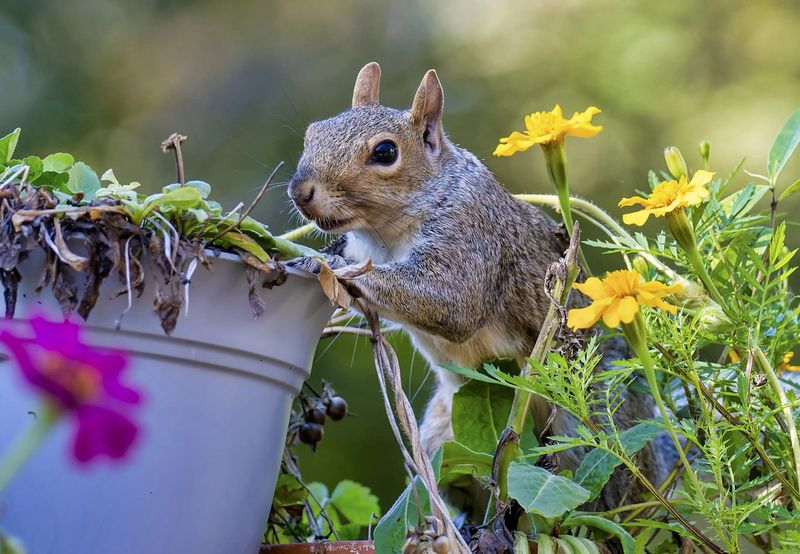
[288,63,665,513]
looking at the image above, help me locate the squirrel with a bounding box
[288,62,666,512]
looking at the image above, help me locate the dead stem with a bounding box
[160,133,187,186]
[359,300,471,554]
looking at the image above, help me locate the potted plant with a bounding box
[0,129,334,554]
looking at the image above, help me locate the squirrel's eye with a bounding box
[370,140,398,165]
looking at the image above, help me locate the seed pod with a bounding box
[326,396,348,421]
[299,422,323,445]
[432,535,450,554]
[306,408,326,425]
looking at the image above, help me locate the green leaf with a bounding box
[156,185,203,209]
[0,128,21,163]
[307,481,329,504]
[440,440,493,485]
[186,180,212,198]
[373,450,441,554]
[35,171,71,192]
[216,231,270,262]
[720,183,769,218]
[563,513,635,554]
[779,178,800,202]
[768,107,800,181]
[22,156,43,182]
[451,380,537,454]
[42,152,74,173]
[335,522,362,541]
[164,180,213,198]
[329,480,380,524]
[507,461,590,518]
[67,161,101,201]
[574,422,662,501]
[271,473,307,507]
[373,477,428,554]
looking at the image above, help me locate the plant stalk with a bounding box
[0,404,58,493]
[754,347,800,490]
[622,315,701,494]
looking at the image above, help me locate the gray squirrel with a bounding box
[288,63,666,511]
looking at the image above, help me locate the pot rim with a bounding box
[204,248,316,281]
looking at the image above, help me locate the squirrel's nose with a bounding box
[288,178,316,207]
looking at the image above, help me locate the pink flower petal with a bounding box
[73,404,139,463]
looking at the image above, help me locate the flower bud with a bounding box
[697,303,730,331]
[672,278,708,308]
[664,146,689,179]
[699,140,711,165]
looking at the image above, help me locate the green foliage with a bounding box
[573,422,662,501]
[506,461,590,518]
[769,107,800,182]
[0,128,318,264]
[379,107,800,552]
[373,449,441,553]
[561,513,634,554]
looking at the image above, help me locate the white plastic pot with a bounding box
[0,250,333,554]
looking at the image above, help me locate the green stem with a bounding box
[278,222,316,242]
[0,404,59,494]
[541,143,573,233]
[754,347,800,490]
[622,316,701,493]
[515,194,678,280]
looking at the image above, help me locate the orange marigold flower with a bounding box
[618,170,715,226]
[493,105,602,156]
[567,269,683,330]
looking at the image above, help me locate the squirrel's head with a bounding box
[289,62,446,234]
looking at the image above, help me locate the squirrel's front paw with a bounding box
[286,254,348,274]
[286,256,322,274]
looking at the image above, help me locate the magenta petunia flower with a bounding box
[0,315,141,463]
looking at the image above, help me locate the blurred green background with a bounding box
[3,0,800,514]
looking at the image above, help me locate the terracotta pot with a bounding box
[260,541,375,553]
[0,250,333,554]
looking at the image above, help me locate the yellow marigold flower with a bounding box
[779,352,800,373]
[567,269,683,330]
[493,105,603,156]
[618,170,715,226]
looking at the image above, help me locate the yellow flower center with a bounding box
[526,111,568,139]
[40,352,102,402]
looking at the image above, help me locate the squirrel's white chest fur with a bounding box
[343,230,415,265]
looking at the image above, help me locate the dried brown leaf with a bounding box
[332,258,373,280]
[245,266,266,318]
[318,262,351,309]
[0,268,21,319]
[53,220,89,271]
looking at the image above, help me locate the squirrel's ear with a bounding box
[352,62,381,107]
[410,69,444,154]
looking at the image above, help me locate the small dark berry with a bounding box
[326,396,348,421]
[299,422,323,445]
[306,408,326,425]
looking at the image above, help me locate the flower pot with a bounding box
[0,250,333,554]
[260,541,375,553]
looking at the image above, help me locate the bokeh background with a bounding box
[3,0,800,515]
